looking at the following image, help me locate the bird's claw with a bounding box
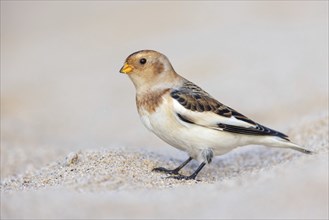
[166,174,198,181]
[152,167,180,175]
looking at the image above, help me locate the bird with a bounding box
[119,50,312,180]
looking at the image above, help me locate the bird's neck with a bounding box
[133,72,183,96]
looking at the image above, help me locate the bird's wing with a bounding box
[170,80,289,140]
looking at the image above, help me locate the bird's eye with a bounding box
[139,58,147,65]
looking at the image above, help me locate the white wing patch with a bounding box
[172,99,256,129]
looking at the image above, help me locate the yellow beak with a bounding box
[119,63,133,74]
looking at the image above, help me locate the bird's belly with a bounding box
[139,105,245,156]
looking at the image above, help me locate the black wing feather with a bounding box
[172,80,290,141]
[218,123,290,141]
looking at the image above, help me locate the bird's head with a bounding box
[119,50,179,92]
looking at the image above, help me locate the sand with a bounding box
[1,1,328,219]
[1,112,328,219]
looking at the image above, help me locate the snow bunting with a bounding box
[119,50,312,180]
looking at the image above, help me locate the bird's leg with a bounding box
[152,157,192,175]
[167,148,213,180]
[168,162,206,180]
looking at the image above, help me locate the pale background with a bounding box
[1,1,328,219]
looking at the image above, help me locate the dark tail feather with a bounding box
[290,146,313,154]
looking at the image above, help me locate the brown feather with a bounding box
[136,89,170,113]
[170,79,256,125]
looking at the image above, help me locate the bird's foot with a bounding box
[152,167,180,175]
[166,174,198,181]
[166,162,206,181]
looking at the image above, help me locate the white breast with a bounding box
[139,111,153,131]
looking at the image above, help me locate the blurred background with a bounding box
[1,1,328,178]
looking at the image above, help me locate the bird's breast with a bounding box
[136,93,178,136]
[139,110,153,131]
[136,89,171,114]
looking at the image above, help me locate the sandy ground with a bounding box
[1,113,328,219]
[1,1,328,219]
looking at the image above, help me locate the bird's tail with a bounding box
[262,136,313,154]
[285,142,313,154]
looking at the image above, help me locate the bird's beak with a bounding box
[119,63,133,74]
